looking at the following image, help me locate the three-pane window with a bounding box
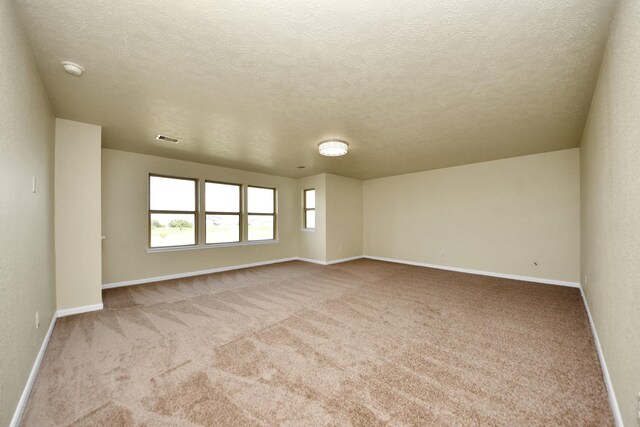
[304,189,316,229]
[149,175,277,248]
[149,175,197,248]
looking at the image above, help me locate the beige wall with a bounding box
[364,149,580,283]
[580,0,640,424]
[0,0,56,424]
[326,174,363,261]
[102,149,298,284]
[297,174,327,262]
[55,119,103,310]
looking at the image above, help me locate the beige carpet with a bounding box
[22,259,612,426]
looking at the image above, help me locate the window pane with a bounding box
[150,176,195,211]
[150,213,195,247]
[206,214,240,244]
[248,215,274,240]
[206,182,240,213]
[248,187,274,213]
[305,210,315,229]
[305,189,316,209]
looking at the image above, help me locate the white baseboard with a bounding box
[102,257,299,289]
[103,254,578,290]
[9,313,57,427]
[56,303,103,317]
[326,256,364,265]
[296,257,327,265]
[10,258,619,426]
[363,255,619,423]
[297,256,364,266]
[579,288,622,426]
[102,256,368,289]
[362,255,580,288]
[10,301,104,425]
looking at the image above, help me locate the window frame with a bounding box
[303,188,316,229]
[148,173,199,249]
[204,180,243,245]
[247,185,277,241]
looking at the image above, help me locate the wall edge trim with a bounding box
[14,257,617,427]
[296,257,328,265]
[56,303,104,317]
[298,256,364,266]
[104,255,579,289]
[102,257,299,289]
[9,312,57,427]
[579,288,623,426]
[362,255,580,287]
[103,256,366,288]
[326,256,364,265]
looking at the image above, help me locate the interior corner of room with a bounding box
[2,0,638,425]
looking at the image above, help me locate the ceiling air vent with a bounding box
[156,134,180,144]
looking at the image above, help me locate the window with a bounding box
[205,182,241,244]
[148,175,278,250]
[247,186,276,241]
[304,189,315,229]
[149,175,197,248]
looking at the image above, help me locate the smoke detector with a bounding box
[156,134,181,144]
[61,61,84,76]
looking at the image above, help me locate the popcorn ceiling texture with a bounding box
[13,0,616,178]
[22,260,612,425]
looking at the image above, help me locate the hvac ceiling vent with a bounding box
[155,134,181,144]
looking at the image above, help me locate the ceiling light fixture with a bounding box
[61,61,84,76]
[319,140,348,157]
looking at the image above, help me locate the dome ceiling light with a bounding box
[318,140,348,157]
[61,61,84,76]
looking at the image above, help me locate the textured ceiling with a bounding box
[14,0,616,179]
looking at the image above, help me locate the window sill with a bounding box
[301,228,316,232]
[147,239,279,253]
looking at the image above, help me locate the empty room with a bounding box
[2,0,639,425]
